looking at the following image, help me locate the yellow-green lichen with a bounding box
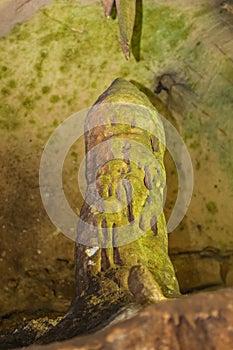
[78,79,180,299]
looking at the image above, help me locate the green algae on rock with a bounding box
[75,78,180,305]
[0,78,180,348]
[0,0,233,342]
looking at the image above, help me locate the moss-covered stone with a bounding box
[0,0,232,343]
[76,79,180,304]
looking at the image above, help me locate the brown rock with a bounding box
[27,287,233,350]
[172,254,223,292]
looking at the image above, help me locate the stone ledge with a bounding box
[27,286,233,350]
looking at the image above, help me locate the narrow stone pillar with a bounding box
[75,78,180,312]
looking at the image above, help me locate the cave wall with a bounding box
[0,0,232,329]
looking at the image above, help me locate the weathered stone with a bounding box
[0,1,232,347]
[25,287,233,350]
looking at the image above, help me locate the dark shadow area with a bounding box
[129,79,176,125]
[110,1,117,20]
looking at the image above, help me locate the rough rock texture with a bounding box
[75,78,180,303]
[26,286,233,350]
[0,78,181,349]
[0,0,232,339]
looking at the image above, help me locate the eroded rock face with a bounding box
[0,0,232,342]
[22,78,179,348]
[75,78,180,305]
